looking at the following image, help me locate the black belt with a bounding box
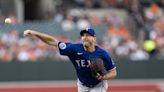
[82,83,99,88]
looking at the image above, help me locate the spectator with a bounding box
[61,15,75,31]
[145,3,163,20]
[76,15,91,30]
[130,47,150,61]
[143,39,157,57]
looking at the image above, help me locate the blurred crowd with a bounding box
[0,0,164,62]
[0,31,70,62]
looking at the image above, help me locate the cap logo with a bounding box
[86,29,88,31]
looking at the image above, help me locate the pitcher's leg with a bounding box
[90,80,108,92]
[77,80,90,92]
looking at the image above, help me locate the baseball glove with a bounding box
[90,58,107,78]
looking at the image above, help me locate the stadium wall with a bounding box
[0,59,163,81]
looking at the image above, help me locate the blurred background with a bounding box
[0,0,164,92]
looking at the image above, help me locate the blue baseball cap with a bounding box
[80,28,96,37]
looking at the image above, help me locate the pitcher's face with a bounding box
[81,33,96,47]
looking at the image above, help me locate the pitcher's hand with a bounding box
[24,30,34,36]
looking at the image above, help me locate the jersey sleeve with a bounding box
[57,42,73,56]
[102,52,116,71]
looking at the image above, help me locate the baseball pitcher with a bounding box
[24,28,117,92]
